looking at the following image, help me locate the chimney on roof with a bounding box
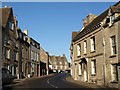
[83,13,97,28]
[24,29,28,35]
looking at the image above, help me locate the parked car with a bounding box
[2,68,14,85]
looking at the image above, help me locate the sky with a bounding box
[3,2,116,62]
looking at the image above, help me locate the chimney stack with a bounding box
[24,29,28,35]
[83,13,97,28]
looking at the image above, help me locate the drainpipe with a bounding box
[101,24,106,86]
[103,36,106,86]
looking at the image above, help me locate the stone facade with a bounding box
[40,47,49,75]
[49,54,70,73]
[70,2,120,88]
[17,29,31,78]
[2,7,19,78]
[30,37,40,77]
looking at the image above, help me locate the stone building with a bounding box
[70,2,120,88]
[17,29,31,78]
[40,47,49,76]
[30,37,40,77]
[1,7,19,78]
[49,54,70,73]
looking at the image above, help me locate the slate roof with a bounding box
[49,55,69,66]
[72,2,120,42]
[0,7,13,28]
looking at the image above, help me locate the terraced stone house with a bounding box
[49,54,70,73]
[1,7,19,78]
[40,47,49,76]
[70,2,120,88]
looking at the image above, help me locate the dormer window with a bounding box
[9,21,14,30]
[109,14,115,26]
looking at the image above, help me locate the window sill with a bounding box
[91,74,96,76]
[9,28,14,31]
[5,58,10,60]
[84,53,87,55]
[90,50,96,53]
[109,54,116,58]
[77,56,81,58]
[110,80,118,83]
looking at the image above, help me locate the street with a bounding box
[3,73,84,89]
[2,73,118,90]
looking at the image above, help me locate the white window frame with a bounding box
[91,60,96,75]
[111,64,118,82]
[60,62,62,65]
[110,36,117,55]
[77,44,81,56]
[79,63,82,75]
[84,40,87,54]
[9,21,14,30]
[14,51,18,61]
[90,36,96,52]
[5,49,10,59]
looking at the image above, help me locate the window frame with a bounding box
[77,44,81,57]
[91,59,96,75]
[9,21,14,30]
[90,36,96,52]
[84,40,87,54]
[111,64,118,82]
[79,63,82,75]
[5,48,10,59]
[110,36,117,55]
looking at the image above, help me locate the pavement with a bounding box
[2,73,119,90]
[65,74,119,90]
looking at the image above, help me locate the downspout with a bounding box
[101,22,106,86]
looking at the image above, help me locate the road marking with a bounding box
[50,84,58,88]
[47,79,50,83]
[47,78,58,88]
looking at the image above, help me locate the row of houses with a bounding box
[49,54,70,73]
[70,2,120,88]
[1,6,41,79]
[1,6,70,80]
